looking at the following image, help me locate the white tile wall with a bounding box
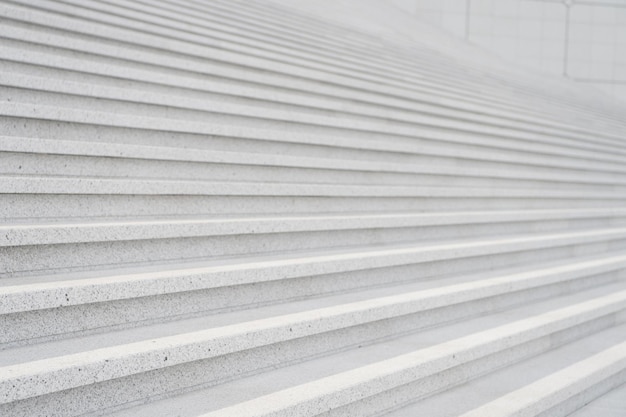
[389,0,626,104]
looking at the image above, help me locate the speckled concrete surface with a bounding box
[4,228,626,313]
[2,0,626,415]
[458,340,626,417]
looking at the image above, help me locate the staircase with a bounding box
[1,0,626,416]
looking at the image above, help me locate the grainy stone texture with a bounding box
[1,0,626,416]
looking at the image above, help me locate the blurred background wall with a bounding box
[389,0,626,104]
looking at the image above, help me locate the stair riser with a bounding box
[4,32,623,152]
[537,369,626,417]
[0,0,625,416]
[5,0,523,106]
[1,56,604,147]
[8,212,625,247]
[3,301,623,417]
[319,315,622,417]
[4,229,626,305]
[4,116,624,178]
[0,14,580,115]
[3,1,620,145]
[2,194,621,220]
[2,69,621,165]
[5,152,623,191]
[3,244,624,346]
[0,25,558,136]
[4,85,624,169]
[4,218,626,275]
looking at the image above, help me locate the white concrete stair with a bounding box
[384,322,626,417]
[458,340,626,417]
[190,292,626,417]
[1,0,625,416]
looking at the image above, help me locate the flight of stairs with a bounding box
[1,0,626,416]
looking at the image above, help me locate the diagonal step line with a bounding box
[198,290,626,417]
[2,226,626,313]
[1,269,626,404]
[459,340,626,417]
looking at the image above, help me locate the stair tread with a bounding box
[2,0,626,414]
[6,132,626,179]
[3,227,625,309]
[5,69,625,163]
[3,208,625,247]
[385,323,626,417]
[5,135,626,184]
[99,283,626,417]
[3,174,625,199]
[4,0,620,133]
[7,0,624,140]
[5,80,626,167]
[4,250,624,364]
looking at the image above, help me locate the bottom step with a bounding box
[388,323,626,417]
[105,282,626,417]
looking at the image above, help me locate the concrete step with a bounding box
[2,1,626,151]
[2,53,623,162]
[2,229,626,343]
[7,191,617,220]
[5,208,624,247]
[2,0,625,415]
[458,340,626,417]
[2,211,626,275]
[8,0,624,138]
[237,0,626,126]
[192,288,626,417]
[1,33,624,165]
[4,72,626,169]
[28,2,624,133]
[4,136,626,191]
[1,277,624,416]
[93,285,626,417]
[114,1,624,133]
[3,251,622,356]
[3,175,624,202]
[0,0,589,125]
[6,110,626,180]
[1,38,619,151]
[383,322,626,417]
